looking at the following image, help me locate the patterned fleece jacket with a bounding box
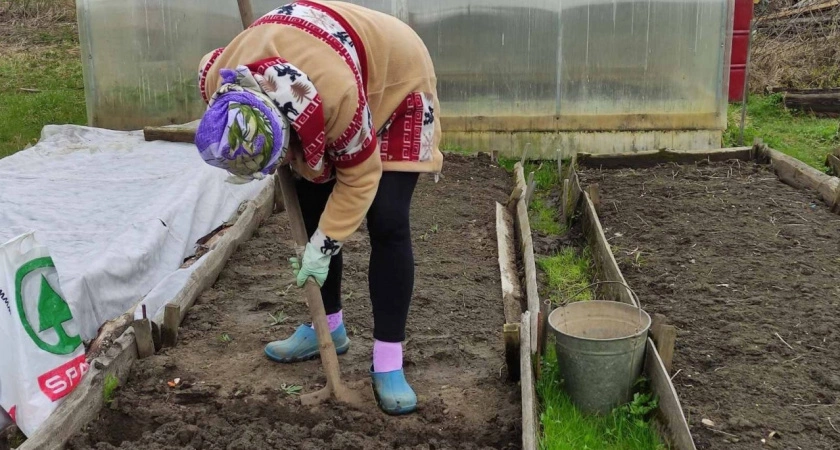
[198,0,443,243]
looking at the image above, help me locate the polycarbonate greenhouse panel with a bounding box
[77,0,732,131]
[76,0,249,129]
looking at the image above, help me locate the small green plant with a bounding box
[280,383,302,396]
[268,311,288,326]
[430,223,439,233]
[103,373,119,405]
[219,333,233,344]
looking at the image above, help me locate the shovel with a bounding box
[275,165,367,407]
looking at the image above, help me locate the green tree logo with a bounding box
[15,257,81,355]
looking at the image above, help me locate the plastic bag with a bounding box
[0,232,88,437]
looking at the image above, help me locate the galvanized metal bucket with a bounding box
[548,300,651,415]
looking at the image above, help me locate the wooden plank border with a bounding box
[577,147,754,169]
[497,202,523,381]
[513,163,540,354]
[19,179,276,450]
[580,191,637,307]
[519,311,538,450]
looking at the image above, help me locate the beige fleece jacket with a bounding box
[200,1,443,242]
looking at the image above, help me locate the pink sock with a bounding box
[372,340,403,373]
[312,310,343,332]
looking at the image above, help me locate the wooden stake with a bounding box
[506,187,523,210]
[161,304,181,348]
[826,154,840,176]
[504,323,521,382]
[586,184,601,215]
[557,149,563,179]
[132,319,154,359]
[650,314,677,374]
[561,179,570,222]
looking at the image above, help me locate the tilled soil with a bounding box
[580,160,840,450]
[68,154,521,450]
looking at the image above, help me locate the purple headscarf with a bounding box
[194,66,289,182]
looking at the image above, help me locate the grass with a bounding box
[724,94,839,170]
[538,247,594,304]
[538,346,666,450]
[102,373,119,405]
[0,3,86,159]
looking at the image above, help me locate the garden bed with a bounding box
[579,159,840,449]
[66,154,522,449]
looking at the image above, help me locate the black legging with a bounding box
[296,171,419,343]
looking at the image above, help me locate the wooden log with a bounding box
[519,311,537,450]
[161,304,181,348]
[760,145,840,212]
[576,147,753,169]
[86,311,133,358]
[132,319,154,359]
[581,191,636,306]
[142,122,199,143]
[496,202,523,323]
[152,180,275,325]
[650,314,677,374]
[18,329,139,450]
[826,154,840,176]
[784,91,840,117]
[645,338,697,450]
[504,323,521,382]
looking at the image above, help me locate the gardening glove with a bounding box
[290,229,342,287]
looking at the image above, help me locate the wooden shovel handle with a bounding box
[276,166,344,393]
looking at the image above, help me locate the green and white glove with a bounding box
[290,229,342,287]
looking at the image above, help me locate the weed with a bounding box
[268,311,288,326]
[280,383,302,396]
[430,223,439,233]
[218,333,232,344]
[103,373,119,405]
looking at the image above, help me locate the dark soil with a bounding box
[579,160,840,450]
[67,154,521,450]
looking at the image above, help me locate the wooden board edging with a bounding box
[645,338,697,450]
[19,179,276,449]
[152,179,275,325]
[577,147,753,169]
[758,144,840,212]
[519,311,538,450]
[580,191,637,307]
[496,202,523,324]
[513,163,540,355]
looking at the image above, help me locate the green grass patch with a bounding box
[725,94,839,170]
[0,23,86,159]
[538,345,667,450]
[538,247,593,304]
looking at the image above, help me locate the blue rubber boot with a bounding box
[264,323,350,363]
[371,367,417,415]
